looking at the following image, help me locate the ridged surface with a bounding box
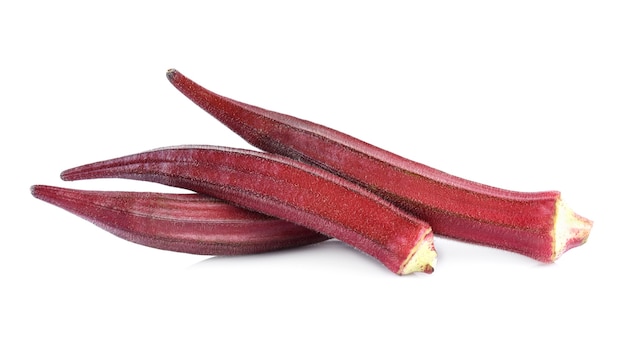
[31,185,329,255]
[166,69,593,262]
[60,146,437,274]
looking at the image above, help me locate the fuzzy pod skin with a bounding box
[166,69,592,263]
[31,185,329,255]
[60,146,437,275]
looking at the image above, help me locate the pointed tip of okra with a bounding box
[30,184,46,199]
[166,68,179,82]
[60,167,88,181]
[59,169,73,181]
[30,184,59,204]
[30,184,39,198]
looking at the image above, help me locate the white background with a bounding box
[2,1,624,351]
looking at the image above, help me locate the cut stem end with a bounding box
[552,199,593,261]
[399,230,437,275]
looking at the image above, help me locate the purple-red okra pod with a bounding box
[60,145,438,275]
[32,185,330,255]
[166,69,593,263]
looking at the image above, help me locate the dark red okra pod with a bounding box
[60,145,437,275]
[31,185,329,255]
[166,69,592,263]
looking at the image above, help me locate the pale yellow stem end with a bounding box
[399,230,438,275]
[552,199,593,261]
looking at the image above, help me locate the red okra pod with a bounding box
[31,185,329,255]
[60,145,437,275]
[166,69,592,263]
